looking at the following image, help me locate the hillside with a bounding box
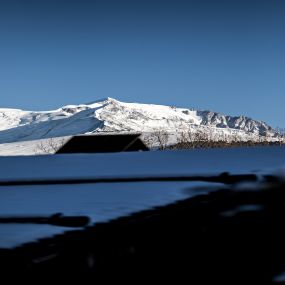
[0,98,278,146]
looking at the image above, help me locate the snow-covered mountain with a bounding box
[0,97,278,145]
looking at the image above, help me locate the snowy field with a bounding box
[0,136,71,156]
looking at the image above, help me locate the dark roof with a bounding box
[56,134,149,154]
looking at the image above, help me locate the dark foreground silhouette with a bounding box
[1,178,285,283]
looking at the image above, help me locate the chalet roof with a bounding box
[56,133,149,154]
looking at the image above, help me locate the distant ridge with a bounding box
[0,97,279,144]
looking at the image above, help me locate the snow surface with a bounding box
[0,147,285,248]
[0,137,71,156]
[0,181,219,249]
[0,147,284,182]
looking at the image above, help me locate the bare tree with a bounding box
[176,128,212,149]
[177,131,194,148]
[152,129,169,150]
[35,138,66,154]
[142,133,157,149]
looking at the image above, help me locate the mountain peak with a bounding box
[0,98,279,145]
[86,97,119,106]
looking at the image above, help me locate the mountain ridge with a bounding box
[0,97,279,144]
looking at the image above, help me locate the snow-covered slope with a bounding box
[0,97,279,146]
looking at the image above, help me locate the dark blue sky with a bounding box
[0,0,284,127]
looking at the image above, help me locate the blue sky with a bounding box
[0,0,284,127]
